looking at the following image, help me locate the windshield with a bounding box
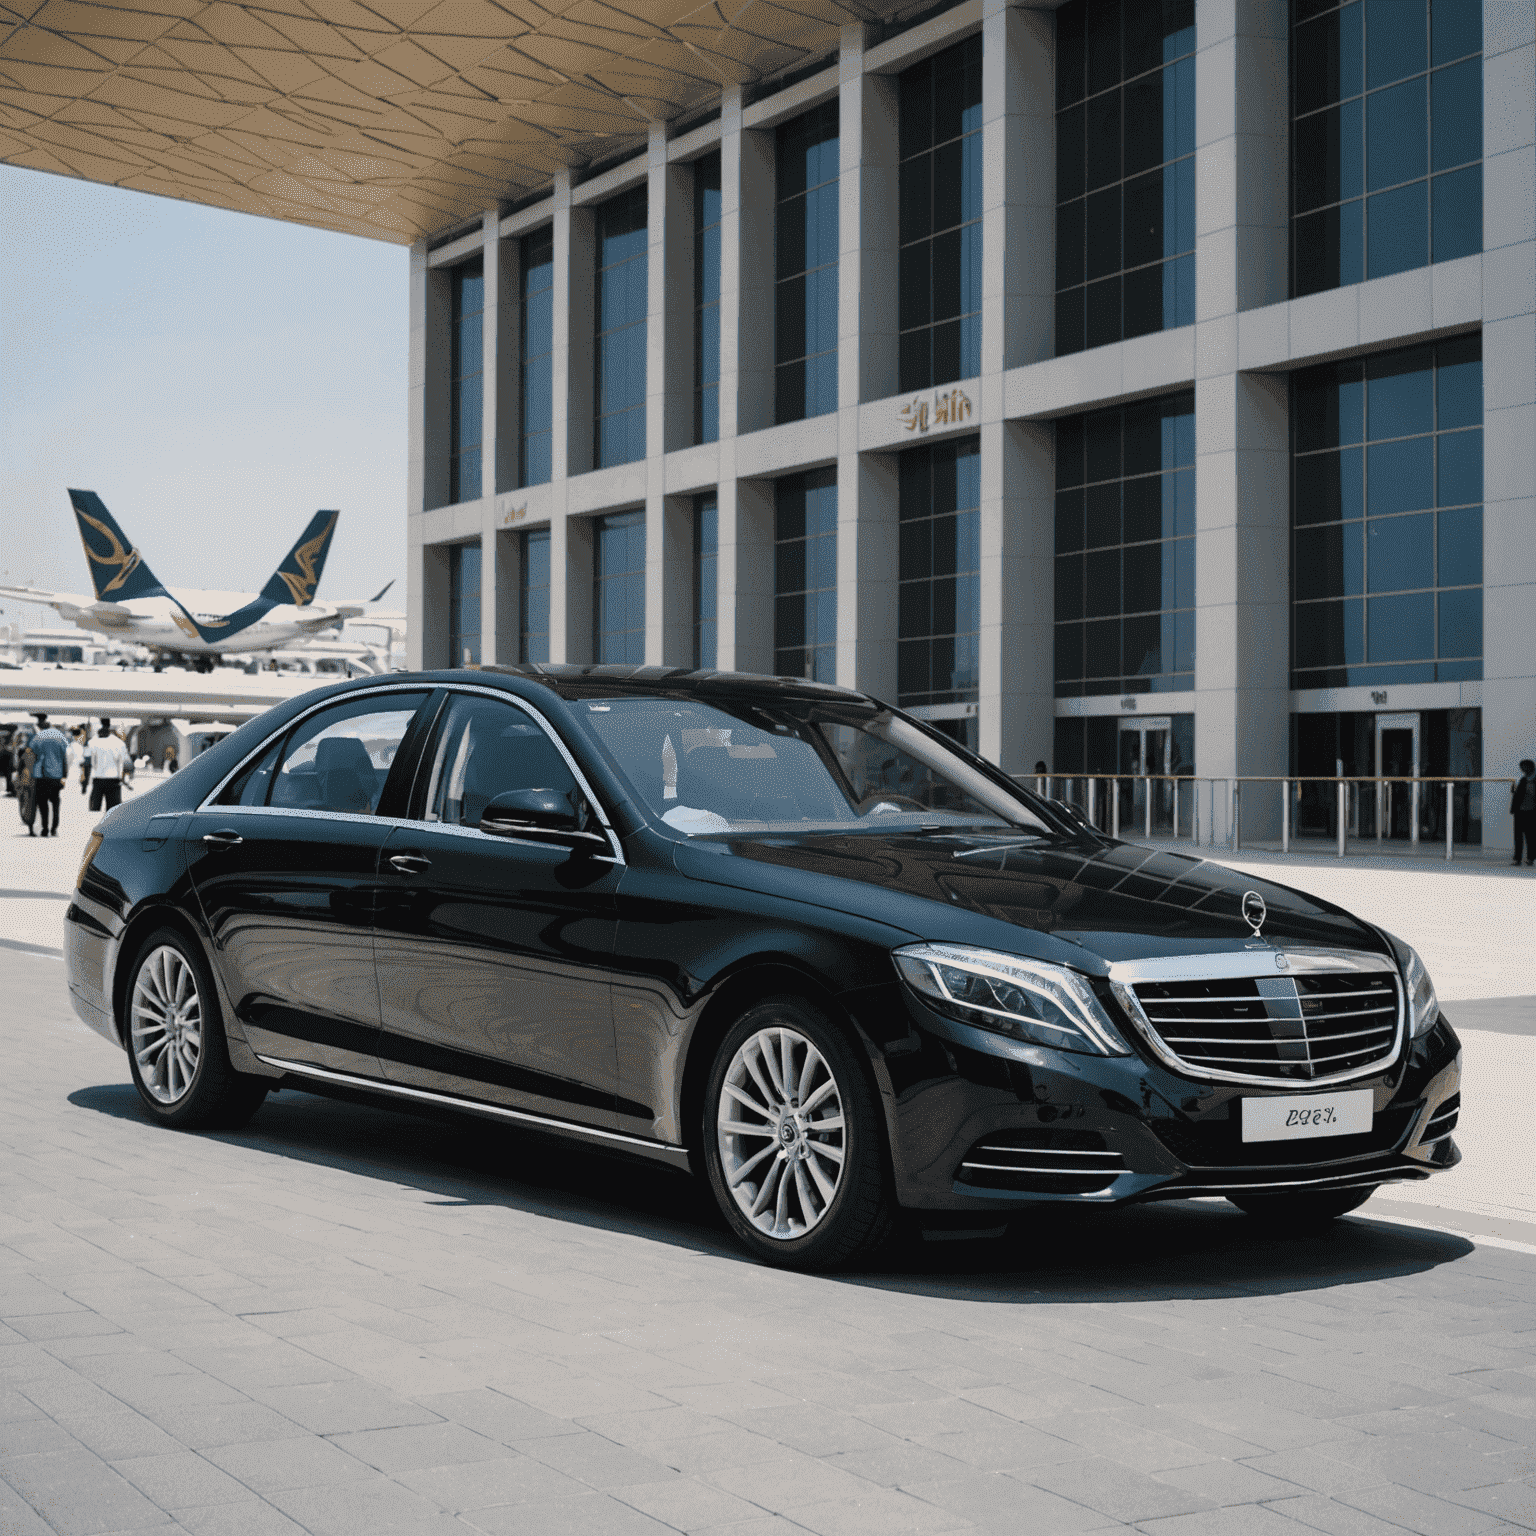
[577,696,1054,838]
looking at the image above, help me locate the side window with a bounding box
[267,693,429,814]
[214,737,282,806]
[422,694,578,828]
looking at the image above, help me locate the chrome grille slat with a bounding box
[975,1145,1122,1158]
[1125,964,1403,1086]
[962,1160,1126,1174]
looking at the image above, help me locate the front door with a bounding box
[1118,717,1172,836]
[372,689,629,1128]
[186,689,431,1076]
[1375,713,1420,840]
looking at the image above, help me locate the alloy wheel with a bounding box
[130,945,203,1104]
[717,1025,846,1240]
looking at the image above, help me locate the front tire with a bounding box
[1227,1187,1375,1227]
[703,997,893,1271]
[124,928,268,1131]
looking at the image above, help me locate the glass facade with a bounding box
[898,34,982,393]
[1055,391,1196,697]
[594,509,647,663]
[1291,0,1482,297]
[694,495,717,669]
[519,227,554,487]
[595,188,649,468]
[1291,335,1482,689]
[519,527,550,664]
[1055,0,1196,356]
[448,259,484,504]
[774,469,837,682]
[898,436,980,713]
[776,103,840,424]
[447,541,481,667]
[694,152,722,444]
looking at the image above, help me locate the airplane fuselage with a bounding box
[51,588,358,655]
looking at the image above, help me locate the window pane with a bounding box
[1295,447,1365,523]
[1365,77,1427,191]
[1437,427,1482,505]
[1367,591,1434,660]
[1295,5,1363,114]
[1366,437,1434,516]
[1367,349,1434,438]
[1431,57,1481,169]
[1437,587,1481,657]
[1431,0,1480,63]
[1431,164,1481,263]
[1366,512,1434,591]
[1437,505,1481,586]
[1294,201,1364,296]
[1365,0,1426,87]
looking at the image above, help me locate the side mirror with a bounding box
[479,788,608,851]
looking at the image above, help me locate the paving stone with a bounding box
[202,1435,373,1493]
[901,1471,1113,1530]
[1341,1481,1522,1534]
[251,1382,441,1436]
[1153,1458,1307,1504]
[609,1476,768,1530]
[398,1453,591,1512]
[461,1491,678,1534]
[518,1432,683,1490]
[326,1421,506,1474]
[1,1447,170,1535]
[1025,1457,1215,1523]
[110,1451,253,1509]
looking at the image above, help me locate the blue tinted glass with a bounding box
[456,374,482,450]
[1437,428,1482,505]
[525,288,553,351]
[1367,353,1433,437]
[1365,0,1426,88]
[1295,365,1366,449]
[1367,511,1433,590]
[1165,56,1195,161]
[522,434,550,488]
[1367,438,1434,515]
[1367,591,1434,660]
[1437,505,1482,585]
[1366,77,1427,190]
[1437,586,1481,657]
[1167,155,1196,255]
[1436,337,1482,426]
[1431,0,1480,63]
[1431,165,1482,262]
[523,354,552,434]
[1163,253,1195,328]
[1295,447,1365,523]
[1174,609,1195,672]
[1431,57,1482,169]
[457,268,484,317]
[1366,181,1429,277]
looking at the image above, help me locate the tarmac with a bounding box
[2,773,1534,1535]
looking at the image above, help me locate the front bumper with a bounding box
[860,984,1462,1213]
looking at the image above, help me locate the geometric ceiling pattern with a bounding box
[0,0,913,243]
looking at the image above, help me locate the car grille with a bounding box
[955,1130,1125,1194]
[1419,1093,1459,1144]
[1131,970,1400,1083]
[1151,1103,1417,1168]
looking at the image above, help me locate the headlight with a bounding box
[76,830,104,890]
[892,943,1131,1056]
[1395,938,1440,1038]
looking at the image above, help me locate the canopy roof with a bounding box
[0,0,912,243]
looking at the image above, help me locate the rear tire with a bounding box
[703,997,893,1271]
[1227,1187,1375,1227]
[123,927,268,1131]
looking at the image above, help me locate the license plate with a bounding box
[1241,1089,1373,1143]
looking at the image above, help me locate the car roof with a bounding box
[374,665,869,707]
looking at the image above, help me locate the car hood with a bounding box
[673,829,1390,972]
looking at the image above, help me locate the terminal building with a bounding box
[4,0,1532,849]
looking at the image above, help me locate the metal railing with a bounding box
[1026,774,1514,861]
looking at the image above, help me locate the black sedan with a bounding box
[65,668,1462,1269]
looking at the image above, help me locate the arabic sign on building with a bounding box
[899,388,973,434]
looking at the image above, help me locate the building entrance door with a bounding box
[1119,717,1172,835]
[1375,712,1420,841]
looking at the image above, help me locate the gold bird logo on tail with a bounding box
[79,510,143,595]
[276,512,338,606]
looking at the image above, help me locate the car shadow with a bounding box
[69,1081,1475,1302]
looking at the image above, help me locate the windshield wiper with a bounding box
[951,836,1049,859]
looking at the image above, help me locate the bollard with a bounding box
[1445,781,1453,861]
[1111,779,1119,840]
[1145,777,1153,840]
[1337,779,1347,857]
[1282,779,1290,853]
[1230,780,1239,851]
[1087,776,1096,830]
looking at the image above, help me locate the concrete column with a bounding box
[716,477,775,673]
[981,1,1054,376]
[480,516,519,665]
[552,172,596,481]
[645,495,694,667]
[550,512,593,665]
[838,25,898,408]
[1194,371,1290,840]
[980,418,1053,772]
[1479,0,1536,855]
[407,239,428,670]
[417,543,451,671]
[1194,0,1288,323]
[835,451,899,698]
[421,255,452,514]
[479,209,500,503]
[721,88,775,438]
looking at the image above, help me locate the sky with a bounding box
[0,167,409,636]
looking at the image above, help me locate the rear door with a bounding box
[372,688,632,1129]
[186,688,432,1077]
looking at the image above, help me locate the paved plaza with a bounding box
[2,784,1534,1535]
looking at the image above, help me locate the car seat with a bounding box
[314,735,377,813]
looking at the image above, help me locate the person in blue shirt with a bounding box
[28,713,68,837]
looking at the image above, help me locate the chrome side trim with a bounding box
[253,1055,679,1153]
[974,1145,1122,1159]
[960,1161,1121,1175]
[1168,1171,1415,1194]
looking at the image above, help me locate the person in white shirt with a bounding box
[88,720,131,811]
[66,731,85,794]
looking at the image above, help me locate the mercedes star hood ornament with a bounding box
[1241,890,1267,938]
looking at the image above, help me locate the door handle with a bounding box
[202,830,243,849]
[389,854,431,875]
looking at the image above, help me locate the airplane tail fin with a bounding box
[69,490,169,603]
[259,510,340,608]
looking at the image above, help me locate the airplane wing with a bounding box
[0,584,101,620]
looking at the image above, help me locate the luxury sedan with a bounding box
[64,667,1462,1269]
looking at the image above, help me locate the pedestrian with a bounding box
[28,713,68,837]
[88,720,131,812]
[163,743,179,775]
[1512,759,1536,867]
[67,729,85,795]
[78,726,92,795]
[0,728,12,796]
